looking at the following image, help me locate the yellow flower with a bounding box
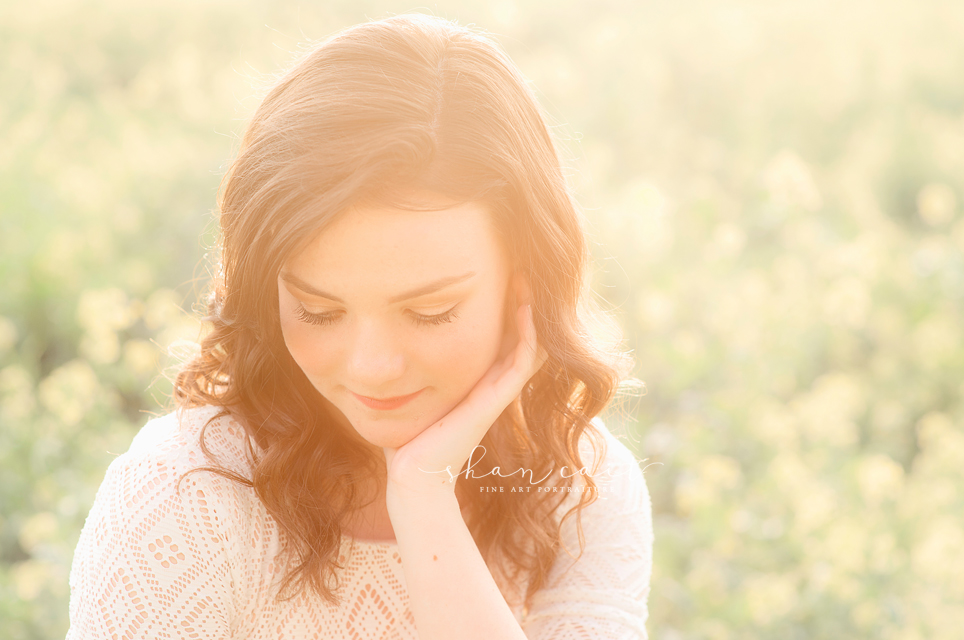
[855,453,905,507]
[791,373,864,448]
[763,149,822,212]
[743,572,798,625]
[37,360,100,428]
[917,182,957,227]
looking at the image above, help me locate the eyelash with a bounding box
[295,305,460,327]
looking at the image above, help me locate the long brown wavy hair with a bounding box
[174,13,632,614]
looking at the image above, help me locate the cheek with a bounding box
[279,308,336,383]
[425,308,505,388]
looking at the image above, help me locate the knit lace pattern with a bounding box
[67,405,654,639]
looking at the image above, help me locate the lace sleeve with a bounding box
[66,416,244,639]
[521,424,655,640]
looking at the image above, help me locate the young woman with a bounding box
[67,14,654,640]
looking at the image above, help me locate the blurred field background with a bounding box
[2,0,963,638]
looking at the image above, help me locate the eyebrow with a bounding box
[280,271,476,304]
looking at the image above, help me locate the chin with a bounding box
[353,419,426,450]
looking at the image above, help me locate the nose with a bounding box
[345,317,406,392]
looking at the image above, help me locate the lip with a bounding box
[351,389,424,411]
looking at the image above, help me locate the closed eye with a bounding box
[296,305,339,326]
[295,304,460,327]
[410,305,460,327]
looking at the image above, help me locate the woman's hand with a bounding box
[382,300,547,498]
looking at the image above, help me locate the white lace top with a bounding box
[67,405,653,639]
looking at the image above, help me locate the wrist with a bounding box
[385,478,459,513]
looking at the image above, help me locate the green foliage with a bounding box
[2,0,962,638]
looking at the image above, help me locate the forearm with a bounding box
[385,485,528,640]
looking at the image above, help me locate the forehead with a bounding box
[286,199,506,290]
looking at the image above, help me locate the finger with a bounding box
[423,303,541,451]
[512,303,541,377]
[535,344,549,371]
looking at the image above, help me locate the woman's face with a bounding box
[278,195,514,453]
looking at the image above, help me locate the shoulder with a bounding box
[519,419,655,637]
[571,417,654,515]
[546,417,655,583]
[68,406,261,636]
[583,416,644,471]
[126,404,256,476]
[89,405,264,552]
